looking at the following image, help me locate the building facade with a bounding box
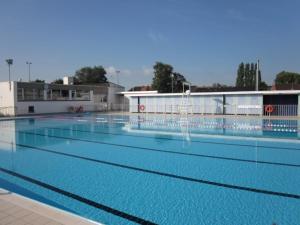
[0,81,124,116]
[123,90,300,116]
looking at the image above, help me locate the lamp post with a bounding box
[26,61,32,82]
[6,59,13,90]
[171,73,174,93]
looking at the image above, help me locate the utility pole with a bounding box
[26,61,32,82]
[256,59,260,91]
[6,59,13,90]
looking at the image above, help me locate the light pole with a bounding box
[6,59,13,90]
[26,61,32,82]
[171,73,174,93]
[256,59,260,91]
[116,70,120,85]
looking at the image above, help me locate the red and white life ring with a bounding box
[265,105,274,114]
[139,105,145,111]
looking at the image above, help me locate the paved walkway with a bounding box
[0,189,100,225]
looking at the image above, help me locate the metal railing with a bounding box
[0,104,298,117]
[262,104,298,117]
[109,104,299,117]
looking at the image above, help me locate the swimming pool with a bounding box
[0,113,299,225]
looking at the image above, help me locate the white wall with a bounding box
[16,100,105,115]
[225,95,263,115]
[0,82,16,116]
[298,94,300,116]
[107,84,125,110]
[129,95,224,114]
[126,93,264,115]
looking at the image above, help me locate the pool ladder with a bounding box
[179,92,191,142]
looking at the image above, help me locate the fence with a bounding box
[0,104,298,117]
[114,104,299,117]
[262,104,298,117]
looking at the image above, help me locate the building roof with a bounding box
[121,90,300,97]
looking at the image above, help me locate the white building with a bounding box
[122,90,300,116]
[0,80,124,116]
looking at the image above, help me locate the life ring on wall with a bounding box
[139,105,145,111]
[265,105,274,113]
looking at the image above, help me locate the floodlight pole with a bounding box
[6,59,13,90]
[256,59,260,91]
[26,61,32,82]
[171,73,174,93]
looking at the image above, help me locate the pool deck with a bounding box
[0,188,101,225]
[0,111,299,121]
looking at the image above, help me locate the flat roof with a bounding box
[121,90,300,97]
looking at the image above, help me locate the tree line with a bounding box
[45,62,300,92]
[52,66,108,85]
[235,62,268,90]
[51,62,187,93]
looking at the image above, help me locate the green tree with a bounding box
[275,71,300,85]
[52,79,63,84]
[33,79,45,83]
[236,62,266,90]
[244,63,251,88]
[74,66,107,85]
[235,63,245,87]
[250,63,256,88]
[259,81,268,90]
[152,62,173,93]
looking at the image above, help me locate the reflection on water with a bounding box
[0,114,299,154]
[124,114,300,140]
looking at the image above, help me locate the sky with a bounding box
[0,0,299,89]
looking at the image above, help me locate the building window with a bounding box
[73,90,90,101]
[17,88,24,101]
[20,88,44,101]
[35,89,44,100]
[61,90,69,98]
[28,106,34,113]
[47,89,52,100]
[23,89,34,100]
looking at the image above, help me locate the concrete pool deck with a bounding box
[0,188,101,225]
[0,111,299,121]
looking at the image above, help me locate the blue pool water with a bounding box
[0,113,299,225]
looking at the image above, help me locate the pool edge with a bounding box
[0,187,104,225]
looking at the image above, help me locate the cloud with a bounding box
[142,67,153,76]
[104,66,154,89]
[147,30,167,42]
[106,66,153,77]
[105,66,118,75]
[122,69,132,76]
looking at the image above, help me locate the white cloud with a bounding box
[106,66,152,77]
[122,69,132,76]
[105,66,118,75]
[147,30,167,42]
[142,67,153,76]
[104,66,154,89]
